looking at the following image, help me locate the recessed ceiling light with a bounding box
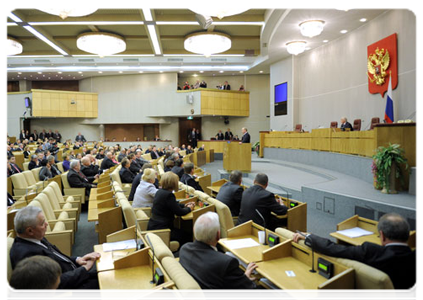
[305,47,311,51]
[219,70,224,73]
[360,18,367,22]
[160,71,163,73]
[179,71,184,73]
[78,71,83,74]
[119,71,123,73]
[98,71,102,73]
[193,74,198,77]
[199,71,204,73]
[323,40,329,43]
[240,71,243,73]
[81,75,84,76]
[138,71,143,73]
[259,70,263,73]
[58,72,62,74]
[340,30,348,34]
[17,72,22,74]
[38,72,42,74]
[17,75,20,78]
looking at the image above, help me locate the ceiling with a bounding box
[7,8,387,81]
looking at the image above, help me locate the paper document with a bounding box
[336,227,374,238]
[102,239,137,252]
[221,238,260,249]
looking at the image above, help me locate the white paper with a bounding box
[336,227,374,238]
[102,239,137,252]
[285,270,296,277]
[221,238,261,249]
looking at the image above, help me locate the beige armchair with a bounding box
[61,172,86,204]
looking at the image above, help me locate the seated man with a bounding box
[180,163,203,192]
[171,158,184,179]
[237,173,288,231]
[9,255,62,289]
[340,116,353,131]
[216,170,244,216]
[10,206,100,289]
[100,151,117,171]
[28,154,40,170]
[179,212,257,289]
[293,213,415,289]
[119,158,136,184]
[67,160,96,196]
[80,156,99,183]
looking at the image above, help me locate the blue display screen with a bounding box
[275,82,287,104]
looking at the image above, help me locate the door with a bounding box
[178,117,202,147]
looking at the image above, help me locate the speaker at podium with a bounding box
[223,142,251,172]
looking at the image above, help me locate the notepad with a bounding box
[336,227,374,238]
[102,239,137,252]
[221,238,261,249]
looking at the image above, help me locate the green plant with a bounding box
[372,143,409,191]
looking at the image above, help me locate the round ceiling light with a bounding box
[38,8,97,19]
[299,20,325,38]
[286,41,307,55]
[77,32,126,56]
[7,36,23,56]
[184,32,231,57]
[191,9,249,19]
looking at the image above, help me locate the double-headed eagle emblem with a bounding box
[367,47,390,86]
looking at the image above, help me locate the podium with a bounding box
[223,142,251,172]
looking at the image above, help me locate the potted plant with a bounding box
[372,143,409,194]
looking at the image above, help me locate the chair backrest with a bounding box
[22,170,36,186]
[158,157,164,170]
[161,256,201,289]
[34,193,57,221]
[7,237,14,282]
[27,200,54,232]
[10,173,28,189]
[330,121,338,129]
[353,119,361,131]
[31,167,41,182]
[57,162,65,173]
[43,186,61,210]
[206,198,234,238]
[274,228,394,289]
[295,124,302,132]
[142,153,152,161]
[144,233,173,261]
[23,162,30,171]
[121,199,138,228]
[48,181,65,202]
[61,172,70,189]
[111,169,123,187]
[370,117,380,130]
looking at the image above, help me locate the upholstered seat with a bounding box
[370,117,380,130]
[144,232,174,262]
[330,121,338,129]
[61,172,86,204]
[161,256,201,289]
[295,124,302,132]
[353,119,361,131]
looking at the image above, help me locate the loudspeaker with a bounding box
[224,117,229,125]
[195,14,213,29]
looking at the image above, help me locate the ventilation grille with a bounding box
[123,58,139,62]
[211,58,227,62]
[167,58,183,62]
[78,59,95,62]
[33,59,50,63]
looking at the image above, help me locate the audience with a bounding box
[171,158,184,179]
[28,154,40,170]
[132,168,158,208]
[119,158,136,184]
[237,173,288,231]
[216,170,244,216]
[179,212,257,289]
[10,206,100,289]
[62,153,71,172]
[80,156,99,183]
[180,162,203,192]
[9,256,62,289]
[147,172,195,246]
[128,163,154,201]
[67,160,96,197]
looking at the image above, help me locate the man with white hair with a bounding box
[99,151,116,171]
[179,212,257,289]
[67,159,96,196]
[10,206,101,289]
[340,116,353,131]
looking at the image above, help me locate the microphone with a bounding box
[297,230,316,273]
[145,234,156,284]
[255,209,267,245]
[163,286,178,300]
[279,186,290,204]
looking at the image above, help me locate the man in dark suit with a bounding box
[52,130,62,143]
[10,206,101,289]
[171,158,184,179]
[222,81,231,90]
[75,132,86,143]
[100,151,117,171]
[119,159,136,184]
[80,157,99,183]
[340,117,354,131]
[293,213,415,289]
[237,173,288,231]
[150,146,161,159]
[224,128,233,140]
[188,128,197,148]
[67,160,96,196]
[216,170,244,216]
[216,130,224,140]
[128,153,141,174]
[180,163,203,192]
[39,129,47,141]
[8,156,22,175]
[19,129,27,141]
[240,127,251,143]
[28,155,40,170]
[179,212,257,289]
[30,130,39,141]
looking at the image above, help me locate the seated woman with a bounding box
[147,172,195,246]
[62,153,71,172]
[132,168,158,208]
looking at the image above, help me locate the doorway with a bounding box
[179,117,202,147]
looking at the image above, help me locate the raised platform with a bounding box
[207,152,416,239]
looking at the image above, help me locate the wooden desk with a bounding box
[273,195,307,232]
[223,142,251,172]
[94,244,136,272]
[255,241,355,289]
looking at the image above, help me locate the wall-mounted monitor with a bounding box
[24,97,31,108]
[274,82,287,116]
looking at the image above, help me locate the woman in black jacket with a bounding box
[147,172,195,247]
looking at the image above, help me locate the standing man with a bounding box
[216,130,224,140]
[237,173,288,231]
[222,81,231,90]
[224,128,233,141]
[188,128,197,148]
[240,127,250,143]
[75,132,86,143]
[340,117,353,131]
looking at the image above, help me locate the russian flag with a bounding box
[384,74,394,123]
